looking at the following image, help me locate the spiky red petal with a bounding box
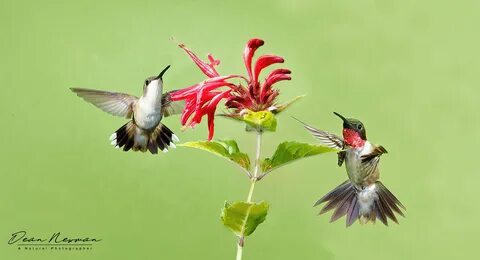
[179,43,220,78]
[253,55,284,82]
[243,38,264,81]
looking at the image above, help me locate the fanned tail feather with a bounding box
[315,181,405,227]
[109,121,179,154]
[147,123,179,154]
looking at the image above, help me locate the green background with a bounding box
[1,0,479,259]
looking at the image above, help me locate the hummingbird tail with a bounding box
[359,181,406,226]
[314,180,359,226]
[314,181,405,227]
[147,123,180,154]
[109,121,179,154]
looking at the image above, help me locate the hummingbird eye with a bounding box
[357,124,363,130]
[145,80,149,86]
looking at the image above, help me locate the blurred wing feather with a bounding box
[71,88,138,118]
[361,145,387,163]
[294,117,344,150]
[361,145,387,177]
[337,151,346,167]
[161,91,185,117]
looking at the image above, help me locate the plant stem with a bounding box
[253,131,263,179]
[236,238,244,260]
[236,131,263,260]
[246,180,256,202]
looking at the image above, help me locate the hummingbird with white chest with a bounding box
[71,65,182,154]
[297,112,405,226]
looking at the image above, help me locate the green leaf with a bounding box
[179,140,251,171]
[272,95,305,114]
[261,141,337,173]
[242,110,277,132]
[221,201,269,237]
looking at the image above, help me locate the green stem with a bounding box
[236,238,244,260]
[236,131,263,260]
[246,180,256,202]
[253,131,263,179]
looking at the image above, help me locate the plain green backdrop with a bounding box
[1,0,479,259]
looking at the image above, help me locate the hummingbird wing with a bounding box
[360,145,388,176]
[294,117,344,149]
[294,117,346,167]
[161,91,185,117]
[337,151,346,167]
[361,145,387,163]
[71,88,138,118]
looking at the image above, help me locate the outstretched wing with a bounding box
[294,117,344,149]
[71,88,138,118]
[361,145,388,176]
[294,117,345,167]
[161,91,185,117]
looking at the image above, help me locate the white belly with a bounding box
[134,98,162,130]
[345,141,375,186]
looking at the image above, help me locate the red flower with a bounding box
[171,38,291,140]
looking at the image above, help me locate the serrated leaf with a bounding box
[179,140,250,171]
[262,141,337,173]
[242,110,277,132]
[221,201,269,237]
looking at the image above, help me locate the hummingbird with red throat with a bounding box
[71,65,182,154]
[297,112,405,226]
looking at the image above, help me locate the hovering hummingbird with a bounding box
[71,65,182,154]
[297,112,405,226]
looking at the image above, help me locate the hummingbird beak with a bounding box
[333,112,352,128]
[333,112,347,122]
[155,65,171,80]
